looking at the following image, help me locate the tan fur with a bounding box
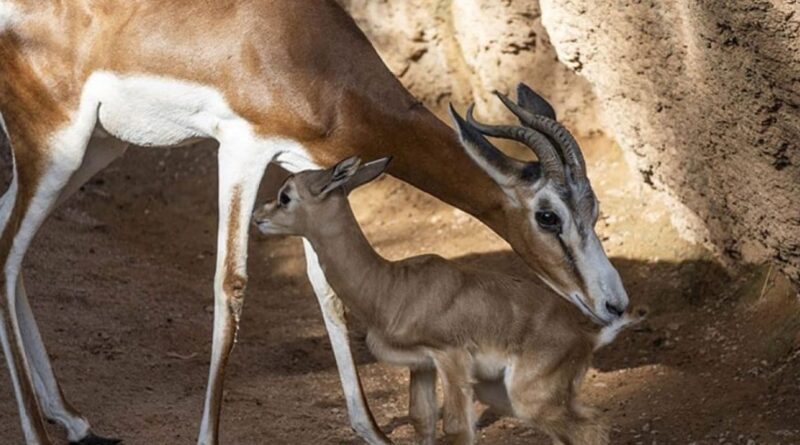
[254,162,625,444]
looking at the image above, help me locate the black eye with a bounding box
[279,191,291,206]
[535,211,561,231]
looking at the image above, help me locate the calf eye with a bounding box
[279,191,291,206]
[535,211,561,230]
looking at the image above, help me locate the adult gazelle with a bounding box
[0,1,627,443]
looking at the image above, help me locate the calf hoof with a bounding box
[70,433,122,445]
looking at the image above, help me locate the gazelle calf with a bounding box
[253,157,641,445]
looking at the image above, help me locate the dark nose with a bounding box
[605,301,625,318]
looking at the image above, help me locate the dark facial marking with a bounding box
[552,179,596,243]
[557,235,589,298]
[520,162,541,182]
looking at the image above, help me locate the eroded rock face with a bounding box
[540,0,800,284]
[337,0,601,132]
[339,0,800,286]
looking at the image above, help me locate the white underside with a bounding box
[82,72,316,170]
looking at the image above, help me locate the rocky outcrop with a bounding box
[540,0,800,284]
[337,0,601,132]
[339,0,800,286]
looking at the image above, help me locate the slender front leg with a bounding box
[302,239,392,445]
[197,144,272,445]
[409,367,437,445]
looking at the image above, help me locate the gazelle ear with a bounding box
[314,156,362,197]
[449,103,529,188]
[343,156,392,194]
[516,83,556,120]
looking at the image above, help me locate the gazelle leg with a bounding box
[15,274,89,440]
[15,137,127,444]
[506,356,608,445]
[197,143,272,445]
[0,175,51,445]
[435,353,475,445]
[409,367,437,445]
[0,123,97,443]
[302,239,392,445]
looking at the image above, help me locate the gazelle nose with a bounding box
[605,301,626,318]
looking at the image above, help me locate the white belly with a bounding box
[89,72,234,147]
[79,71,319,174]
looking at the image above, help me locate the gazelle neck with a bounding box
[389,107,510,237]
[309,90,511,241]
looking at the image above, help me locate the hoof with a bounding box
[70,433,122,445]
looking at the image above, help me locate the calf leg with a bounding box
[409,367,437,445]
[506,357,608,445]
[434,352,475,445]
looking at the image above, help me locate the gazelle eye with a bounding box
[535,211,561,231]
[279,191,291,206]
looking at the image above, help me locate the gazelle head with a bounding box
[253,156,392,237]
[449,83,628,325]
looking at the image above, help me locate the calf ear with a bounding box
[343,156,392,194]
[314,156,362,197]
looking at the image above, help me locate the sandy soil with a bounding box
[0,135,798,444]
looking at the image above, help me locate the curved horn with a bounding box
[448,104,530,187]
[465,105,565,183]
[495,90,587,180]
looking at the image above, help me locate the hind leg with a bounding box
[0,124,100,444]
[433,352,475,445]
[15,137,127,444]
[409,367,437,445]
[505,356,607,445]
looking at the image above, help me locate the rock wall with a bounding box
[339,0,800,286]
[540,0,800,284]
[337,0,601,132]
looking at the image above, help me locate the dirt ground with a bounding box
[0,134,798,444]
